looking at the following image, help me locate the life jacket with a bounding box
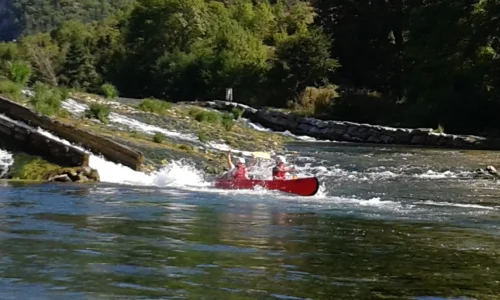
[273,166,287,180]
[233,165,247,179]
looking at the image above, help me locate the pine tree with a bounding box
[59,38,100,90]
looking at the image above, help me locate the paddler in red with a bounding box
[224,149,251,180]
[272,155,296,180]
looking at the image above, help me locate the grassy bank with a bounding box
[60,93,293,174]
[6,153,60,180]
[0,78,294,179]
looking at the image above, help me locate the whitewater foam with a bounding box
[63,98,200,143]
[242,118,325,142]
[39,129,209,187]
[0,149,14,178]
[417,200,496,210]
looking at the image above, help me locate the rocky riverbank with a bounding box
[0,91,294,182]
[193,100,500,150]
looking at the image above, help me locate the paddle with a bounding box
[252,151,271,159]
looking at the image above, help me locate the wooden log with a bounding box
[0,116,89,167]
[0,96,144,170]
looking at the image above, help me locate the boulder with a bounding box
[410,135,427,145]
[47,167,100,183]
[474,166,500,180]
[380,135,394,143]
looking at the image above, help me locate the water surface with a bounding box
[1,143,500,299]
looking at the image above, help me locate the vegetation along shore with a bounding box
[0,0,499,181]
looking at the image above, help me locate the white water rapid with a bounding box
[0,149,14,178]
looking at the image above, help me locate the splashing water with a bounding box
[36,128,209,187]
[0,149,14,178]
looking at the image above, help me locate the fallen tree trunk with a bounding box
[0,96,144,170]
[0,115,89,167]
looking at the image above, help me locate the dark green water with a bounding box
[1,143,500,299]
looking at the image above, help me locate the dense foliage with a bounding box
[0,0,499,136]
[0,0,133,41]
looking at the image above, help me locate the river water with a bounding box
[1,142,500,299]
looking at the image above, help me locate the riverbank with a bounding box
[192,100,500,151]
[0,89,295,181]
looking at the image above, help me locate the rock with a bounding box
[425,133,442,145]
[49,174,72,182]
[342,133,352,141]
[189,100,499,150]
[77,173,89,183]
[474,166,500,180]
[486,165,498,175]
[380,135,394,143]
[47,167,100,183]
[413,128,433,135]
[450,136,468,148]
[410,135,427,144]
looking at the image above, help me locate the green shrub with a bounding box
[231,107,243,119]
[56,108,71,118]
[4,60,31,85]
[8,153,59,180]
[128,130,139,138]
[101,83,119,100]
[0,79,23,101]
[188,107,203,117]
[436,124,445,134]
[138,98,172,114]
[330,89,398,125]
[197,131,209,143]
[178,144,193,151]
[291,85,338,117]
[29,82,62,116]
[195,111,220,124]
[153,132,165,143]
[221,113,234,131]
[84,102,111,124]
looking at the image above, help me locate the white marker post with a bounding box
[225,88,233,102]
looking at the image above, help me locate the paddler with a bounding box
[272,155,296,180]
[223,149,254,180]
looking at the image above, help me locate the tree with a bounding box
[267,29,339,107]
[313,0,406,97]
[58,37,100,90]
[20,33,60,85]
[2,0,133,41]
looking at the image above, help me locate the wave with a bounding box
[37,128,209,187]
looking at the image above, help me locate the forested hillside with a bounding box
[1,0,499,136]
[0,0,133,41]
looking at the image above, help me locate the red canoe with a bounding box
[213,177,320,197]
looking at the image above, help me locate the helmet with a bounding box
[237,157,246,164]
[276,155,286,164]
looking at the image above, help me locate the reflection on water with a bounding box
[2,142,500,299]
[0,184,499,300]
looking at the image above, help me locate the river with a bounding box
[1,142,500,299]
